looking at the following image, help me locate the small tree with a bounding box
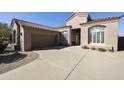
[0,22,11,41]
[0,22,11,52]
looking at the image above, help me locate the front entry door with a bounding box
[75,30,80,45]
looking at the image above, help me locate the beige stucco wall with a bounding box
[66,15,88,29]
[55,27,71,45]
[81,26,88,46]
[105,21,118,51]
[11,22,20,50]
[23,28,31,51]
[20,25,25,51]
[81,20,119,51]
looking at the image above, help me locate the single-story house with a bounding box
[11,12,123,51]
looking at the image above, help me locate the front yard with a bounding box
[0,51,38,74]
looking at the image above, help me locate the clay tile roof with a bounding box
[11,18,56,31]
[80,15,123,25]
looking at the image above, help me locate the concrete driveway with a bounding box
[0,46,124,80]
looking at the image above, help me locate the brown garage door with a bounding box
[31,32,57,50]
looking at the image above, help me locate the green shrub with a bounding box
[98,48,106,52]
[0,23,10,38]
[91,47,96,50]
[0,41,8,52]
[108,48,114,52]
[82,45,89,49]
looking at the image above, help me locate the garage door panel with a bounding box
[31,33,57,50]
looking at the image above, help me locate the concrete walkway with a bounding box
[0,46,124,80]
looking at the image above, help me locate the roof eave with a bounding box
[10,18,57,31]
[80,15,123,26]
[54,25,72,29]
[22,25,58,32]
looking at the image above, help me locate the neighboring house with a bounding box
[11,12,123,51]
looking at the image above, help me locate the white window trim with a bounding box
[91,29,105,44]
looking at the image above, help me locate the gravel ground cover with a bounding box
[112,51,124,58]
[0,51,39,74]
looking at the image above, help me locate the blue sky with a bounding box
[0,12,124,36]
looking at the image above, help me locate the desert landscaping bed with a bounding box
[0,51,39,74]
[112,51,124,58]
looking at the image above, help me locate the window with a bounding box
[93,32,96,43]
[62,31,68,40]
[89,25,105,43]
[61,31,68,44]
[97,32,100,43]
[101,32,104,43]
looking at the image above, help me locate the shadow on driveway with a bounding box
[32,46,69,51]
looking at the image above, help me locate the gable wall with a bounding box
[80,20,119,51]
[56,27,71,45]
[66,16,88,29]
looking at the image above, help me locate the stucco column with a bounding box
[68,28,72,46]
[81,26,88,47]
